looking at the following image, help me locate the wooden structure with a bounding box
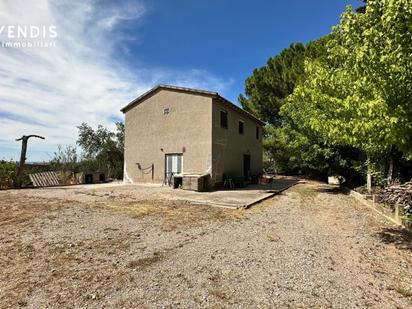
[15,134,45,187]
[29,171,60,187]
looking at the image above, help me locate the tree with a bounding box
[77,123,115,158]
[50,145,78,173]
[76,122,125,179]
[15,134,45,187]
[281,0,412,190]
[239,38,329,126]
[239,43,306,125]
[239,37,354,176]
[115,121,125,156]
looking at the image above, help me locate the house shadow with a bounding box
[375,227,412,251]
[232,178,300,192]
[314,185,350,195]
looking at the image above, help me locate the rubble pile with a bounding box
[377,181,412,215]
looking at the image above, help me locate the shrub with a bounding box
[0,160,17,189]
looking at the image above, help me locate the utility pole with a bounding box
[15,135,45,187]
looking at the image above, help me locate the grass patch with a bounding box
[101,199,245,231]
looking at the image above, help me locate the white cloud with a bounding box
[0,0,231,161]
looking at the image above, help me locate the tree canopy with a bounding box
[76,122,124,178]
[282,0,412,157]
[239,36,354,176]
[239,38,329,126]
[240,0,412,187]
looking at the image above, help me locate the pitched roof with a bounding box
[120,84,265,126]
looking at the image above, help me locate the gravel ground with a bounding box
[1,181,411,308]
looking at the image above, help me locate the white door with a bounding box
[165,154,183,183]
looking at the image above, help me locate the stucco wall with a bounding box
[124,89,213,183]
[211,99,263,182]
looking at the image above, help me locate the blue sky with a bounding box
[125,0,362,101]
[0,0,362,161]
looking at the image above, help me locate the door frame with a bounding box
[164,153,183,183]
[243,154,251,179]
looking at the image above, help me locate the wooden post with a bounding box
[151,163,154,181]
[366,155,372,193]
[15,135,45,187]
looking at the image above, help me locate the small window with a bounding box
[163,107,170,115]
[238,120,244,135]
[256,126,260,140]
[220,110,228,129]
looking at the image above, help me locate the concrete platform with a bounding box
[14,178,300,209]
[171,179,299,208]
[119,178,298,209]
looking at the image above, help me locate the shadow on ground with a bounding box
[376,227,412,251]
[314,186,350,195]
[229,179,300,192]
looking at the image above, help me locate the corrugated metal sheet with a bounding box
[29,171,60,187]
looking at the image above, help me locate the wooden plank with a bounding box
[29,171,61,187]
[44,171,56,186]
[46,171,58,186]
[42,172,49,186]
[38,172,46,186]
[32,173,41,187]
[34,173,42,187]
[45,172,54,186]
[29,174,36,186]
[42,172,51,186]
[39,172,47,186]
[35,173,42,186]
[50,171,60,185]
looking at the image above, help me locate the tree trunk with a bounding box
[16,137,28,187]
[15,135,45,187]
[366,156,372,193]
[387,157,393,185]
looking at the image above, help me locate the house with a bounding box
[121,85,264,187]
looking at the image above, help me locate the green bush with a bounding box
[0,160,17,188]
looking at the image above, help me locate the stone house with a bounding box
[121,85,264,186]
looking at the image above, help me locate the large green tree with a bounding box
[239,43,306,126]
[281,0,412,189]
[239,38,328,126]
[239,37,357,176]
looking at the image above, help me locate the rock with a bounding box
[328,176,345,185]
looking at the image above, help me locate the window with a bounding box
[220,110,228,129]
[238,120,244,134]
[256,126,259,140]
[163,107,170,115]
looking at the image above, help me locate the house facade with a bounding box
[121,85,264,186]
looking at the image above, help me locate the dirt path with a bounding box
[1,181,411,308]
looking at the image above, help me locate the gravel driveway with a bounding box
[1,181,411,308]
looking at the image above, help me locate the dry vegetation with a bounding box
[0,187,246,308]
[1,182,412,308]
